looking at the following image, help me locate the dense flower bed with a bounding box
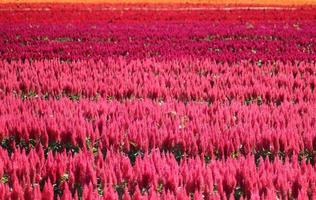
[0,3,316,200]
[1,21,315,61]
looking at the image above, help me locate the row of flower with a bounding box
[0,97,315,160]
[1,4,315,23]
[1,21,315,61]
[1,147,316,200]
[0,59,315,103]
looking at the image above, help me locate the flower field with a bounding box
[0,2,316,200]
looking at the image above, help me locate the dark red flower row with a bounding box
[1,4,316,23]
[0,21,315,61]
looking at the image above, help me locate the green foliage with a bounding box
[53,183,63,198]
[204,154,211,164]
[234,186,244,200]
[45,141,80,156]
[55,37,73,42]
[97,178,104,196]
[69,93,80,101]
[244,96,253,105]
[1,137,13,154]
[214,149,221,160]
[231,151,239,158]
[127,145,144,166]
[171,144,184,163]
[21,90,38,100]
[60,172,69,183]
[257,59,263,67]
[86,137,100,156]
[156,182,164,193]
[299,149,315,164]
[1,174,9,184]
[74,183,83,199]
[257,96,263,105]
[114,180,128,199]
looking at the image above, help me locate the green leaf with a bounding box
[1,174,9,184]
[60,173,69,183]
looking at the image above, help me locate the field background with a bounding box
[1,0,316,5]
